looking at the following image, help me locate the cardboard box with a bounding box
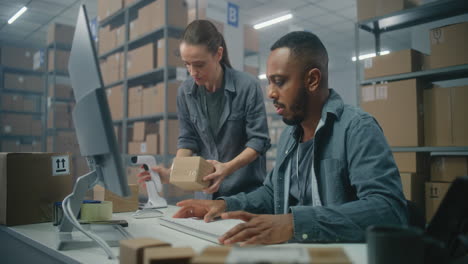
[142,82,179,116]
[400,172,425,210]
[361,79,424,147]
[144,247,195,264]
[357,0,420,21]
[93,184,139,213]
[244,25,259,52]
[4,73,43,92]
[393,152,429,174]
[157,38,184,68]
[1,114,33,135]
[49,84,73,99]
[22,97,36,112]
[425,182,450,222]
[128,86,144,118]
[424,85,468,146]
[0,153,73,226]
[48,49,70,73]
[97,0,123,21]
[1,94,24,112]
[47,23,75,46]
[138,0,187,33]
[429,22,468,69]
[47,103,72,129]
[127,43,157,77]
[145,134,159,155]
[430,156,468,182]
[451,85,468,146]
[133,122,159,142]
[170,156,214,191]
[244,65,259,77]
[106,85,123,120]
[159,120,179,155]
[364,49,423,79]
[424,87,451,146]
[1,46,37,69]
[192,246,352,264]
[120,237,170,264]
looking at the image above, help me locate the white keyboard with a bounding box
[158,217,244,244]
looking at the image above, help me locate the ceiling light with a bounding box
[8,6,27,24]
[258,74,267,80]
[254,13,293,30]
[352,50,390,61]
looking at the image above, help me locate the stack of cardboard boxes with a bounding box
[358,1,468,222]
[0,45,44,152]
[98,0,185,165]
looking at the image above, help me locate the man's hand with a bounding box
[173,199,227,222]
[202,160,232,194]
[136,166,171,185]
[219,211,294,246]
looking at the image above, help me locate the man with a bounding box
[173,31,408,245]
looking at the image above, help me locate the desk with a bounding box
[1,206,367,264]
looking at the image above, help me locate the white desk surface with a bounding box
[6,205,367,264]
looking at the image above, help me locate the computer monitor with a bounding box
[57,5,130,257]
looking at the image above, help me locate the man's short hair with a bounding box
[271,31,328,74]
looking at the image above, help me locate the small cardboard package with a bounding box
[170,157,214,191]
[120,237,170,264]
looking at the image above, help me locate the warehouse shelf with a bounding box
[47,42,72,51]
[355,0,468,167]
[358,0,468,34]
[97,0,187,164]
[98,25,184,59]
[0,110,42,116]
[1,66,44,76]
[244,49,259,57]
[392,147,468,156]
[1,88,43,96]
[47,71,69,77]
[98,0,153,27]
[49,97,74,103]
[0,135,42,141]
[361,64,468,85]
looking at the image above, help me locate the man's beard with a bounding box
[282,86,308,126]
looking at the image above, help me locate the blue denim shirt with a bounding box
[177,67,271,197]
[222,89,408,242]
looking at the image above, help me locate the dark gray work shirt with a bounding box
[197,81,226,136]
[289,138,314,206]
[177,66,271,198]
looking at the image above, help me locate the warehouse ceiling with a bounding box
[0,0,412,72]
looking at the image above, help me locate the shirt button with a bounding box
[302,234,308,240]
[285,150,288,154]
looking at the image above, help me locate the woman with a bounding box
[138,20,270,199]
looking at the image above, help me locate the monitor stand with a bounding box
[57,168,132,251]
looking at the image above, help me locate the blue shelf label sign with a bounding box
[227,2,239,28]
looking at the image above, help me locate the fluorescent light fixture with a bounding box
[352,50,390,61]
[258,73,267,80]
[8,6,27,24]
[254,13,293,30]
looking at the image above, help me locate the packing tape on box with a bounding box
[80,201,113,221]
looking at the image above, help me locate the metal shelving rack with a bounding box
[355,0,468,156]
[44,42,74,152]
[98,0,185,166]
[0,64,45,151]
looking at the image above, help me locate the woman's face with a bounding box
[180,42,222,86]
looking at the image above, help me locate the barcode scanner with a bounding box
[131,155,167,218]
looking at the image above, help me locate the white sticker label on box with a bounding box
[376,85,388,100]
[140,143,147,153]
[362,86,375,102]
[431,28,444,45]
[226,247,310,264]
[52,155,70,176]
[364,58,373,69]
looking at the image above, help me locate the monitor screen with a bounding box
[68,4,129,197]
